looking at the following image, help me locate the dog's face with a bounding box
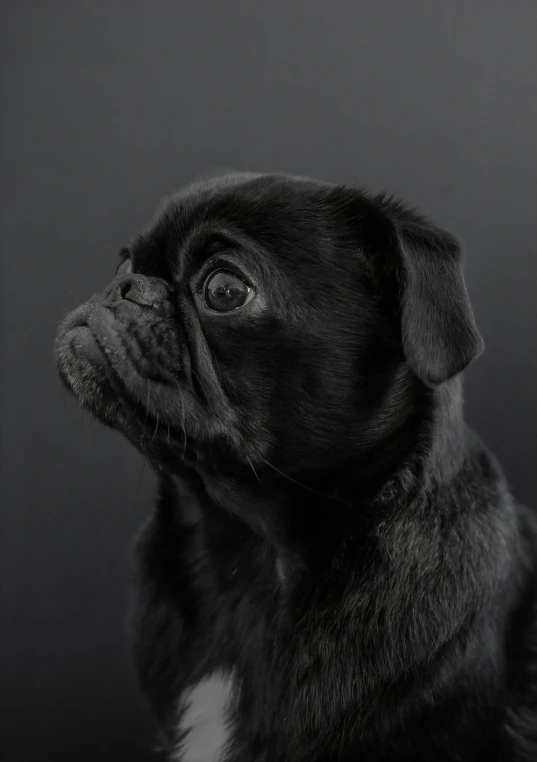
[55,173,483,479]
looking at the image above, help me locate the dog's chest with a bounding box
[171,673,237,762]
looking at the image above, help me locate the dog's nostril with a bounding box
[119,280,133,300]
[105,273,172,311]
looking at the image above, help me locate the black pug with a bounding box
[55,173,537,761]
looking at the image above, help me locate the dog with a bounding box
[55,172,537,761]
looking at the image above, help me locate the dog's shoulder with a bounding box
[499,500,537,759]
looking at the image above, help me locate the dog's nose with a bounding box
[103,274,173,312]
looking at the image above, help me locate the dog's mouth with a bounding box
[67,323,112,373]
[58,307,129,398]
[57,298,183,408]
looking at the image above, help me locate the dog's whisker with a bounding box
[247,457,261,483]
[68,287,81,304]
[136,457,147,494]
[145,380,151,424]
[152,413,160,443]
[176,381,187,460]
[258,456,347,505]
[68,277,82,302]
[6,324,65,354]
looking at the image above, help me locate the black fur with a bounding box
[55,173,537,760]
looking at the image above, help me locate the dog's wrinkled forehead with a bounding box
[141,174,346,266]
[163,171,315,212]
[166,174,325,240]
[130,173,379,312]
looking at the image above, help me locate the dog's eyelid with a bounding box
[201,234,234,256]
[197,254,255,290]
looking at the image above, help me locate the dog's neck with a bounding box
[425,376,467,480]
[165,371,468,567]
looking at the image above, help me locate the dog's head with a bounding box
[55,173,483,483]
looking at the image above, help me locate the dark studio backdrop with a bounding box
[1,1,536,760]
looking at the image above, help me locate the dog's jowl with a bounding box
[55,173,537,761]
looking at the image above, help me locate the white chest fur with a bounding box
[172,673,237,762]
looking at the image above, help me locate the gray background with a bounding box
[1,1,536,760]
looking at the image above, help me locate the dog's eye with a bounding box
[203,270,254,312]
[116,255,133,276]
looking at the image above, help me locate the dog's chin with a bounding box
[55,322,128,428]
[55,298,179,427]
[55,315,209,470]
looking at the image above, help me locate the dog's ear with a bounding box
[378,197,484,386]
